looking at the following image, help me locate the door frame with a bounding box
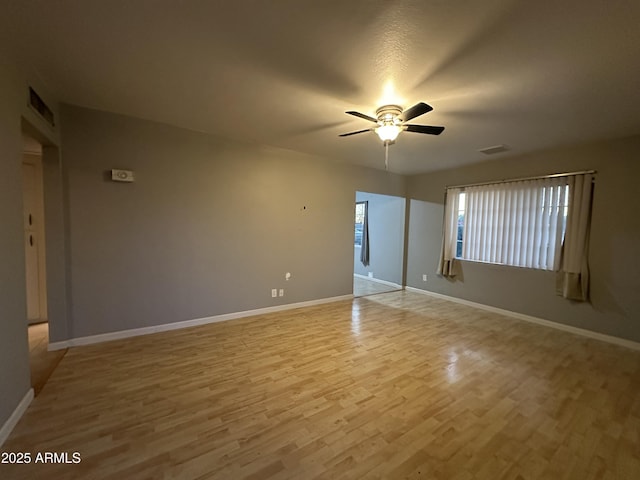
[21,117,70,345]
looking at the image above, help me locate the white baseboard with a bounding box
[49,294,353,351]
[354,273,402,290]
[0,388,34,448]
[405,286,640,351]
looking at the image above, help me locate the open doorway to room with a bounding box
[22,136,47,326]
[21,128,66,395]
[353,191,406,297]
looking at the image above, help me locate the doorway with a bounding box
[353,191,406,297]
[22,148,47,325]
[21,130,66,395]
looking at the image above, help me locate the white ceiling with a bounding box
[3,0,640,174]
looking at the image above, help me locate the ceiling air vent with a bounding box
[478,144,509,155]
[28,87,55,128]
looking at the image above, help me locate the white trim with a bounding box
[354,274,402,290]
[0,388,34,447]
[48,294,353,351]
[405,286,640,351]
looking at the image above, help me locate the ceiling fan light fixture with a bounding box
[340,101,443,147]
[375,124,402,142]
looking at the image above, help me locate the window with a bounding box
[456,192,465,258]
[354,202,366,246]
[454,178,569,270]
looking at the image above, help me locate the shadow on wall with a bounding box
[406,198,443,288]
[590,225,630,318]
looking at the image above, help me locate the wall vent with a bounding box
[478,144,509,155]
[28,87,55,127]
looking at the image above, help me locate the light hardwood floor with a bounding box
[28,322,67,396]
[2,291,640,479]
[353,276,401,297]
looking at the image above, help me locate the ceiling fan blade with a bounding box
[405,124,445,135]
[345,111,378,123]
[339,128,373,137]
[400,102,433,122]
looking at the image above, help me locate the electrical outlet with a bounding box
[279,289,284,297]
[422,274,428,282]
[368,272,373,278]
[271,289,277,298]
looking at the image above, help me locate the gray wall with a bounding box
[60,105,406,338]
[353,191,405,285]
[406,135,640,342]
[41,145,71,343]
[0,55,61,433]
[0,59,31,435]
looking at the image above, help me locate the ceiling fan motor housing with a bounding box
[375,104,403,123]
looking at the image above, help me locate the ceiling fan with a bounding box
[339,102,444,145]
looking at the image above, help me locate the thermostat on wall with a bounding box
[111,169,135,182]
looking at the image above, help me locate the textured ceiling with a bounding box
[3,0,640,174]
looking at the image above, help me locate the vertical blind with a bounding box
[462,177,568,270]
[438,172,594,301]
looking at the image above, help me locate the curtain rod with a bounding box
[445,169,597,190]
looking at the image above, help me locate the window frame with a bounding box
[354,201,366,247]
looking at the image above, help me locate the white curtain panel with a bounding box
[556,173,594,301]
[462,177,568,270]
[437,187,461,277]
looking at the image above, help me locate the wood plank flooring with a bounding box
[353,276,401,297]
[28,322,67,395]
[2,291,640,479]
